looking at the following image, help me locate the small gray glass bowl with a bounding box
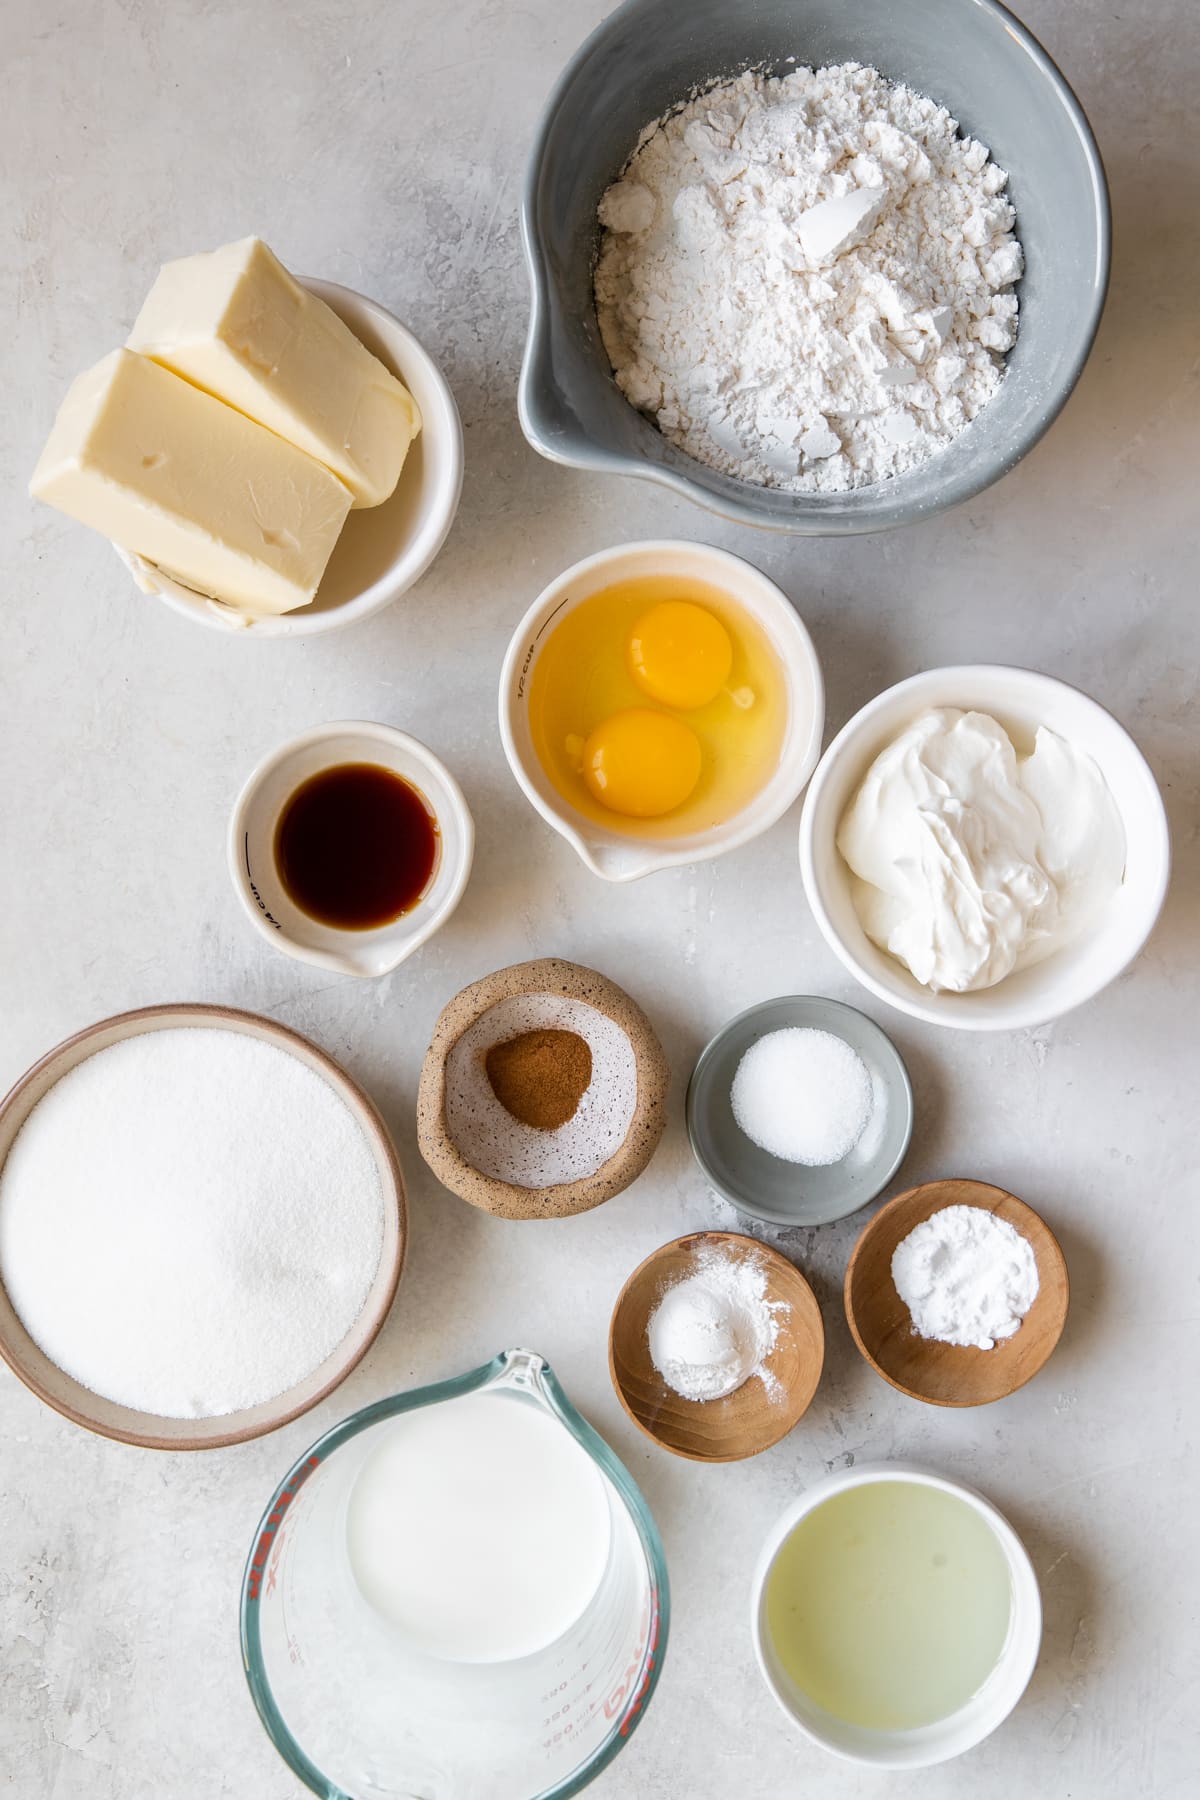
[686,997,913,1227]
[519,0,1110,535]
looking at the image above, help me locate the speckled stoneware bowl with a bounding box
[417,959,669,1219]
[520,0,1110,534]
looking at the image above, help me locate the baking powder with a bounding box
[648,1245,785,1402]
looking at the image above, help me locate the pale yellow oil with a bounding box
[764,1481,1013,1731]
[527,574,788,839]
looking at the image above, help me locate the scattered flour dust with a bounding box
[595,61,1023,492]
[647,1243,787,1403]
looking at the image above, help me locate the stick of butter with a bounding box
[127,237,421,508]
[30,348,353,616]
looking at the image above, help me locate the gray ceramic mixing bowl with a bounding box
[519,0,1109,535]
[686,996,914,1227]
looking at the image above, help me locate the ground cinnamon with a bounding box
[485,1029,593,1131]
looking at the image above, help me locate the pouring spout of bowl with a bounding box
[572,836,674,883]
[486,1346,555,1399]
[334,938,422,980]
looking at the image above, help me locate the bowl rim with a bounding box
[798,663,1172,1031]
[749,1459,1043,1766]
[518,0,1112,536]
[497,538,825,880]
[607,1228,826,1461]
[227,719,476,977]
[149,279,464,636]
[843,1177,1070,1406]
[685,994,915,1226]
[0,1003,407,1449]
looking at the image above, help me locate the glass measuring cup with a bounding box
[240,1349,668,1800]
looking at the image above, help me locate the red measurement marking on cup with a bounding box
[247,1454,321,1602]
[617,1595,661,1736]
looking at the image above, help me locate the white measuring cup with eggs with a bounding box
[241,1348,666,1799]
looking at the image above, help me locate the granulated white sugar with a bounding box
[0,1028,385,1418]
[443,994,637,1188]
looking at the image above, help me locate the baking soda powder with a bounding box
[892,1205,1040,1351]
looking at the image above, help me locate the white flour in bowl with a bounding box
[595,62,1023,492]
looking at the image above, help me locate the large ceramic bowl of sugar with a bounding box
[520,0,1109,535]
[0,1005,406,1448]
[799,667,1170,1032]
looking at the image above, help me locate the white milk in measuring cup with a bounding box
[346,1390,613,1661]
[241,1349,668,1800]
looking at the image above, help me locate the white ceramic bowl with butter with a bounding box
[498,541,824,882]
[123,281,463,637]
[751,1462,1042,1768]
[228,721,474,977]
[799,666,1170,1031]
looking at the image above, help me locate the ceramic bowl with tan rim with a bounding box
[845,1179,1069,1407]
[0,1005,406,1450]
[117,280,463,636]
[609,1231,824,1462]
[228,721,474,978]
[499,541,824,882]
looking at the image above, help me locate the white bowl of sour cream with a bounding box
[799,667,1169,1032]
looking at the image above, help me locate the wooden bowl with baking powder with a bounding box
[845,1178,1069,1407]
[0,1004,406,1450]
[609,1230,825,1462]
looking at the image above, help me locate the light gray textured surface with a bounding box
[1,2,1197,1796]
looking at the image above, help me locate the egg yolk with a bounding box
[627,600,734,711]
[582,709,703,818]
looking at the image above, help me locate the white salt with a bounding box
[0,1028,385,1418]
[730,1027,874,1166]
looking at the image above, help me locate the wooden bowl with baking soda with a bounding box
[845,1179,1069,1407]
[609,1231,824,1462]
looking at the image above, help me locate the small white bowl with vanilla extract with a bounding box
[751,1463,1041,1767]
[228,721,474,978]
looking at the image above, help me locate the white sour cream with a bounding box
[837,708,1126,993]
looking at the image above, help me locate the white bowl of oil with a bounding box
[498,541,824,882]
[751,1462,1042,1768]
